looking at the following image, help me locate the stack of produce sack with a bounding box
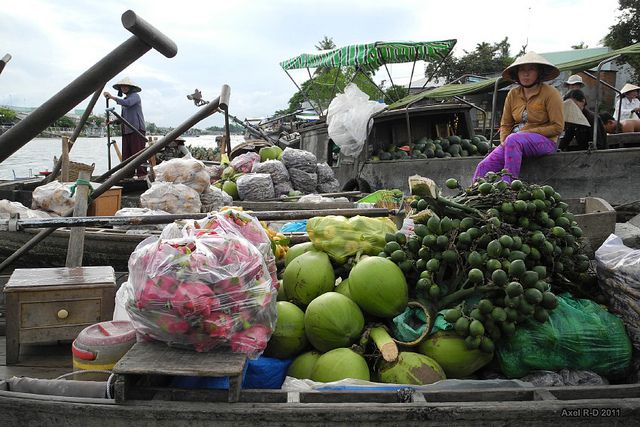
[153,155,232,213]
[217,147,342,201]
[31,181,77,216]
[124,211,278,357]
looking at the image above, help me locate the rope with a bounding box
[69,178,93,198]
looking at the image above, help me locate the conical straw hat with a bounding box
[564,74,584,86]
[502,52,560,82]
[563,99,590,127]
[620,83,640,95]
[112,77,142,93]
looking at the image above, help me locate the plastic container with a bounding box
[72,321,136,379]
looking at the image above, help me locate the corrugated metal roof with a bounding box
[541,47,611,65]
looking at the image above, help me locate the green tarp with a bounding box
[388,42,640,110]
[280,40,457,71]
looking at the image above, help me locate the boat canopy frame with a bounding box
[280,40,457,116]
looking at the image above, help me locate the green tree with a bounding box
[603,0,640,80]
[146,122,158,134]
[425,37,515,83]
[383,85,408,104]
[0,107,16,123]
[54,116,75,128]
[571,42,588,49]
[87,114,104,126]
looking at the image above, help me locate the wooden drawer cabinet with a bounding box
[4,266,116,364]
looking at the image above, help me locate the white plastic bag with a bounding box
[31,181,75,216]
[326,83,386,157]
[0,200,50,219]
[154,154,210,194]
[140,182,201,214]
[113,283,133,322]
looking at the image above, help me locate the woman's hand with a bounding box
[103,91,114,100]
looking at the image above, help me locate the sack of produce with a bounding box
[316,162,336,183]
[230,152,260,174]
[140,182,202,214]
[281,147,317,173]
[595,234,640,378]
[200,185,233,213]
[31,181,75,216]
[274,181,294,198]
[154,154,210,194]
[307,215,397,264]
[0,200,50,219]
[162,209,277,286]
[236,173,275,201]
[317,180,341,194]
[496,294,632,379]
[125,230,277,357]
[288,168,317,194]
[113,207,170,231]
[252,160,290,184]
[207,164,226,182]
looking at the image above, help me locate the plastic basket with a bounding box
[357,189,403,210]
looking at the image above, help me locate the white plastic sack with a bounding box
[326,83,386,157]
[595,234,640,353]
[0,200,50,219]
[113,207,170,231]
[113,283,133,322]
[31,181,75,216]
[140,182,201,214]
[154,154,210,194]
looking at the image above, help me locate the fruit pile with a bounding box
[373,135,492,161]
[187,145,220,161]
[380,172,592,354]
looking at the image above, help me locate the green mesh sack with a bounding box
[497,294,632,379]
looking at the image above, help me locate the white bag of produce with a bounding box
[0,199,50,219]
[113,207,170,231]
[31,181,75,216]
[236,173,275,201]
[140,182,201,214]
[154,154,210,194]
[281,147,317,173]
[327,83,386,157]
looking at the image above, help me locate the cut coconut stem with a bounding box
[370,326,399,362]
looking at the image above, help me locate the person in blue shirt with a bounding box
[104,77,147,177]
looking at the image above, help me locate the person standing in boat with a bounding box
[103,77,147,177]
[473,52,564,183]
[613,83,640,122]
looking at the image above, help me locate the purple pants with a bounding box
[473,132,556,183]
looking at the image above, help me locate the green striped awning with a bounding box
[280,40,457,71]
[388,42,640,109]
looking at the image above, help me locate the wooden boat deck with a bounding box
[0,336,71,380]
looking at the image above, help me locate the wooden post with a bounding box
[65,169,92,267]
[113,140,123,161]
[61,136,70,182]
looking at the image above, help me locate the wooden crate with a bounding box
[3,266,116,364]
[567,197,616,254]
[87,186,122,216]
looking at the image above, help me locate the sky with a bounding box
[0,0,623,129]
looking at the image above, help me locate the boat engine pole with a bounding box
[0,10,178,163]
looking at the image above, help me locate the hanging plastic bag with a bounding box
[326,83,386,157]
[496,293,632,379]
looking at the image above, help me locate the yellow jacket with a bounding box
[500,83,564,143]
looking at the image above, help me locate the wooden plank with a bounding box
[66,169,91,267]
[4,293,19,365]
[550,384,640,400]
[113,341,246,377]
[5,266,116,291]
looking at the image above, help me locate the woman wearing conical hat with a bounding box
[613,83,640,121]
[103,77,147,177]
[473,52,564,183]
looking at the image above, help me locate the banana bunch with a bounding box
[261,221,290,260]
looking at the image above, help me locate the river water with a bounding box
[0,135,246,180]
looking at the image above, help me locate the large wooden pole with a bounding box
[65,169,92,267]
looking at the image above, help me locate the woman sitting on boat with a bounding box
[558,89,607,151]
[473,52,563,183]
[614,83,640,121]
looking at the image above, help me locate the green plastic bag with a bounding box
[497,294,632,379]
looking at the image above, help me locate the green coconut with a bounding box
[418,331,493,378]
[285,242,317,267]
[335,278,352,299]
[376,352,446,385]
[310,348,370,382]
[264,301,308,359]
[348,257,408,318]
[304,292,364,352]
[276,280,287,301]
[259,146,283,162]
[283,251,335,307]
[287,351,321,379]
[222,180,239,200]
